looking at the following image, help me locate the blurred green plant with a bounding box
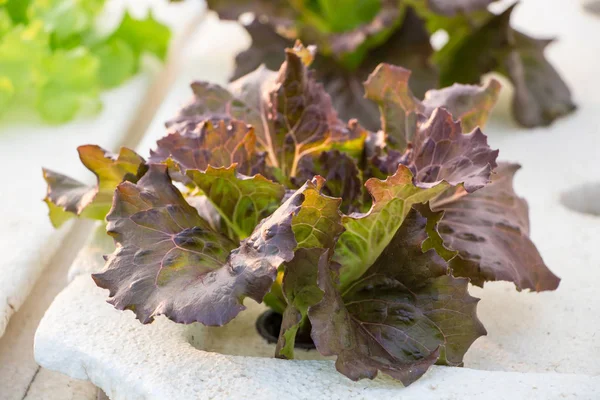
[0,0,171,124]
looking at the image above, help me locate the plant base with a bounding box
[255,310,316,350]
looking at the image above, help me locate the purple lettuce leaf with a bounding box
[375,107,499,193]
[230,18,294,82]
[293,150,363,213]
[429,162,561,291]
[94,164,239,325]
[309,208,485,385]
[165,82,263,141]
[408,108,498,193]
[167,77,277,170]
[436,5,575,127]
[43,145,147,227]
[151,118,285,240]
[506,31,576,128]
[422,79,501,133]
[268,42,355,176]
[151,119,265,178]
[365,63,500,152]
[93,164,341,326]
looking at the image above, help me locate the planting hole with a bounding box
[186,301,327,360]
[255,310,316,350]
[560,182,600,216]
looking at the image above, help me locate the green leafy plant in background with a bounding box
[203,0,576,129]
[43,43,560,386]
[0,0,171,124]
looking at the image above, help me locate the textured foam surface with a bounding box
[35,276,599,400]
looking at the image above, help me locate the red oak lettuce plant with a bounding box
[205,0,576,130]
[43,42,560,386]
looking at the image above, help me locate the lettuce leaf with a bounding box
[428,163,561,291]
[166,81,267,142]
[267,42,355,176]
[435,5,575,127]
[293,150,363,213]
[275,248,328,359]
[309,208,485,384]
[187,165,285,240]
[372,107,498,192]
[95,165,291,325]
[152,118,285,239]
[43,145,147,227]
[505,31,576,128]
[421,80,501,133]
[151,119,267,179]
[108,11,171,61]
[230,18,293,82]
[94,164,343,326]
[365,63,500,151]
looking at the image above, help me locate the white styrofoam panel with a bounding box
[35,276,599,400]
[34,0,600,398]
[0,0,205,338]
